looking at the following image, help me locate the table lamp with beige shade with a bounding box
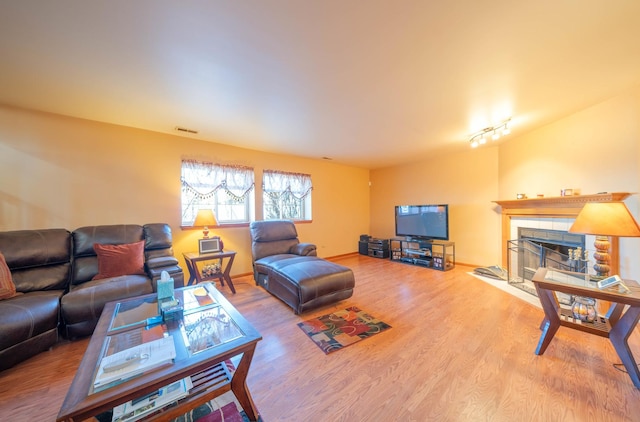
[568,201,640,278]
[193,209,218,238]
[193,209,223,254]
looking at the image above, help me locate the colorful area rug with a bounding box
[297,306,391,354]
[171,390,262,422]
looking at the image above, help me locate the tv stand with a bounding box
[390,238,455,271]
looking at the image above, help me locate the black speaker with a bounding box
[358,241,368,255]
[360,234,371,241]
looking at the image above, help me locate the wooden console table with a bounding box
[532,267,640,388]
[183,250,237,294]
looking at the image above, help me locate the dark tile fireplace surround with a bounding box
[511,227,586,288]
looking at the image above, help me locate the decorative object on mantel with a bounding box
[516,193,527,199]
[568,201,640,277]
[493,192,632,209]
[469,118,511,148]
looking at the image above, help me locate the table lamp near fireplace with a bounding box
[568,201,640,277]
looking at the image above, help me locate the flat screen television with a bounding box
[395,204,449,241]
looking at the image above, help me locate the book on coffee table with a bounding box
[94,336,176,392]
[111,376,193,422]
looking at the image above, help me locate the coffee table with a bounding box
[532,267,640,388]
[56,283,262,421]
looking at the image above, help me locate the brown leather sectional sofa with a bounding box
[0,223,183,371]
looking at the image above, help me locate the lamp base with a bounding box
[592,235,611,277]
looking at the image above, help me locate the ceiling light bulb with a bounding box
[502,124,510,136]
[492,130,500,140]
[471,139,479,148]
[479,135,487,145]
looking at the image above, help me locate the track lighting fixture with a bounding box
[469,118,511,148]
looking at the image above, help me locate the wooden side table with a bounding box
[532,267,640,388]
[183,250,237,294]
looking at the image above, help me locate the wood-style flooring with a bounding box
[2,254,640,421]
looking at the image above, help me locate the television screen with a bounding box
[395,204,449,240]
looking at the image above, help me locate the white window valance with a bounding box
[181,160,254,201]
[262,170,313,199]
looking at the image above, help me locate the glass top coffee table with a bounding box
[56,283,262,421]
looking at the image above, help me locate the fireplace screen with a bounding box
[507,229,586,298]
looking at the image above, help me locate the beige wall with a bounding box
[370,146,501,266]
[499,88,640,277]
[0,106,370,276]
[3,86,640,279]
[370,86,640,277]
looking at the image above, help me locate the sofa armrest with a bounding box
[145,256,184,291]
[145,256,179,269]
[290,243,317,256]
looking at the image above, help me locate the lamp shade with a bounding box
[568,202,640,237]
[193,209,218,227]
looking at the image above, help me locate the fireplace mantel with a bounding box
[493,192,632,274]
[494,192,631,211]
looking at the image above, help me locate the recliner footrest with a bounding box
[257,255,355,314]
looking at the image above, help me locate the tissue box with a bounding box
[157,277,174,300]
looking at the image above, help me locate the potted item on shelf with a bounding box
[202,263,221,278]
[571,296,597,322]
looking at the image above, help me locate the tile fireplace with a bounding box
[494,192,631,279]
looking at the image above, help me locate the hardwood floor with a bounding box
[2,254,640,421]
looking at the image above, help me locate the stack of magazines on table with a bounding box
[93,336,177,392]
[111,377,193,422]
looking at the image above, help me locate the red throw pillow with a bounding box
[93,241,146,280]
[0,251,17,300]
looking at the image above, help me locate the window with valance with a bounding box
[181,160,255,225]
[262,170,312,221]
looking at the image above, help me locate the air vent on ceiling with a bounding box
[175,126,199,134]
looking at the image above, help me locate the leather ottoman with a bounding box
[255,255,355,314]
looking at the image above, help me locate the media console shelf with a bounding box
[390,238,455,271]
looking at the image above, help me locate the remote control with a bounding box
[597,275,622,290]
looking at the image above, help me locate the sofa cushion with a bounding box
[93,240,146,280]
[72,225,144,286]
[0,229,72,292]
[0,251,17,300]
[0,290,62,352]
[62,274,153,337]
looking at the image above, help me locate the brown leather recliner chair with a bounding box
[250,220,355,314]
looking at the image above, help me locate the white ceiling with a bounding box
[2,1,640,169]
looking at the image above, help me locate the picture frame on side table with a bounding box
[199,237,221,255]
